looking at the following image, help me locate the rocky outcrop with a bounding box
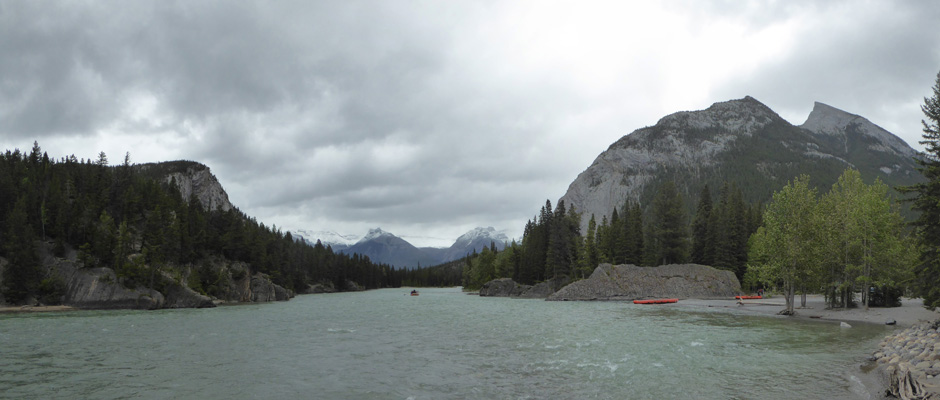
[304,282,337,294]
[546,263,740,301]
[248,272,292,302]
[165,165,233,212]
[479,277,570,299]
[163,281,215,308]
[343,280,364,292]
[137,161,233,212]
[480,278,530,297]
[872,320,940,399]
[62,267,165,309]
[516,279,561,299]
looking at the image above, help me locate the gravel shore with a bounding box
[679,294,940,399]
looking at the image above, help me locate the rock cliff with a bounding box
[546,263,740,301]
[26,242,290,310]
[137,161,233,212]
[62,267,165,309]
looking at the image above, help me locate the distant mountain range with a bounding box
[291,227,509,269]
[559,96,922,229]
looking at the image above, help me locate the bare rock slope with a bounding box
[547,263,741,301]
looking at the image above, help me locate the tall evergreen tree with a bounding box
[2,196,41,303]
[651,181,689,265]
[900,70,940,309]
[691,185,713,265]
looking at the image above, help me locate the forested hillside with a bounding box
[0,143,412,305]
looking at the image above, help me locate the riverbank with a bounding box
[0,305,78,314]
[680,294,940,399]
[679,294,939,328]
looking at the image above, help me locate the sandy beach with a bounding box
[680,294,940,328]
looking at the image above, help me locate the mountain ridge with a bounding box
[560,97,922,230]
[292,226,509,269]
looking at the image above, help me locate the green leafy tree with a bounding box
[747,175,818,315]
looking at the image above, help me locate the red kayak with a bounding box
[633,299,678,304]
[735,295,762,300]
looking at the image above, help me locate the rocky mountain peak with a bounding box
[560,98,921,232]
[800,102,917,158]
[455,227,508,245]
[358,227,395,243]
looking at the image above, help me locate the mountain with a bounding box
[344,228,441,269]
[559,96,922,229]
[440,227,509,262]
[292,226,510,269]
[291,229,359,251]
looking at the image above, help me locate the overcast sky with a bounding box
[2,1,939,247]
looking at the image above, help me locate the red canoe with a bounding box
[735,295,762,300]
[633,299,678,304]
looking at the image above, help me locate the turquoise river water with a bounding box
[1,287,894,399]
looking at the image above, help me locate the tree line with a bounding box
[461,180,762,290]
[0,145,418,304]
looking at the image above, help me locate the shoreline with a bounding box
[0,305,79,314]
[679,294,940,399]
[678,295,939,328]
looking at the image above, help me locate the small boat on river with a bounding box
[633,298,678,304]
[735,295,762,300]
[410,290,419,296]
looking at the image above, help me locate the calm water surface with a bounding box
[0,287,893,399]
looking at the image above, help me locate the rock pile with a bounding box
[478,277,568,299]
[546,263,740,301]
[872,320,940,399]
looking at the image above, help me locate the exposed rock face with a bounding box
[343,280,364,292]
[248,272,292,302]
[137,161,233,212]
[480,278,530,297]
[516,279,565,299]
[165,165,233,212]
[546,263,740,301]
[304,282,337,294]
[559,97,921,231]
[801,101,918,159]
[163,281,215,308]
[63,267,165,309]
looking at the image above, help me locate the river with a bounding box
[0,287,891,399]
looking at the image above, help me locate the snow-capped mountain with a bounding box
[290,226,510,269]
[290,229,359,251]
[345,228,441,269]
[440,227,509,262]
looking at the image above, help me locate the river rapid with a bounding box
[1,287,892,399]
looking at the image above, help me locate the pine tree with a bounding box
[691,185,713,265]
[2,196,42,303]
[652,181,689,265]
[624,202,644,265]
[900,70,940,308]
